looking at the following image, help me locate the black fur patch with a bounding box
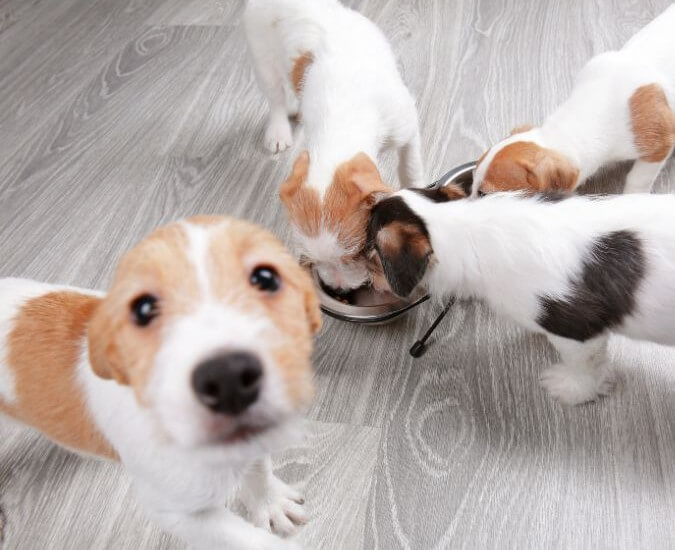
[368,196,431,297]
[537,230,646,341]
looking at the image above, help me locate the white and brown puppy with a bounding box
[369,188,675,405]
[0,216,322,550]
[244,0,425,291]
[473,5,675,196]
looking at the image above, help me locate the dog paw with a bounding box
[264,117,293,154]
[540,363,613,405]
[247,476,308,537]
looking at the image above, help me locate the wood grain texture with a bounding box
[0,0,674,548]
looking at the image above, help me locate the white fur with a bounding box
[0,222,308,550]
[396,189,675,405]
[473,5,675,195]
[244,0,425,290]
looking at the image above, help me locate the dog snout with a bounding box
[191,352,263,415]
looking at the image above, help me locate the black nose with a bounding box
[192,352,263,415]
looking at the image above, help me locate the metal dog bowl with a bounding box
[315,160,477,324]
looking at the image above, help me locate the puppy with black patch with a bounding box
[368,187,675,405]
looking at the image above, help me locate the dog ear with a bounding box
[374,219,431,297]
[329,152,393,211]
[280,151,321,236]
[524,149,579,192]
[280,151,310,202]
[88,300,129,385]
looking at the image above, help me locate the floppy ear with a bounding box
[280,151,321,235]
[335,152,393,209]
[375,221,431,297]
[88,299,129,385]
[346,153,393,204]
[280,151,310,206]
[510,124,534,135]
[524,150,579,192]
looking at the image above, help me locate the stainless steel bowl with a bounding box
[314,160,477,324]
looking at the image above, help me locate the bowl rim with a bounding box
[314,160,477,323]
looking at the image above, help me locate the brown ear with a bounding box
[280,151,321,236]
[510,124,534,135]
[338,152,393,207]
[375,220,431,297]
[280,151,310,205]
[88,300,129,385]
[525,150,579,192]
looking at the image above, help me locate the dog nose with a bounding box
[192,352,263,415]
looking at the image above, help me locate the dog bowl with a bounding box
[314,160,477,324]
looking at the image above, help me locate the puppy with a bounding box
[244,0,425,291]
[369,189,675,405]
[0,216,322,549]
[473,5,675,196]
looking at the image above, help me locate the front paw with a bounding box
[264,117,293,154]
[540,363,614,405]
[245,476,308,537]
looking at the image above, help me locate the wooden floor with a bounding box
[1,0,674,548]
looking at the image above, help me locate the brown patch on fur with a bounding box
[476,126,535,173]
[439,183,466,200]
[3,292,117,459]
[291,51,314,95]
[510,124,535,135]
[205,218,319,408]
[630,84,675,163]
[323,153,393,254]
[480,141,580,193]
[88,222,198,402]
[280,152,322,237]
[377,221,430,258]
[280,151,393,260]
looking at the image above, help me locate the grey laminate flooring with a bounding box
[1,0,674,548]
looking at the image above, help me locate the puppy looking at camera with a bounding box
[369,187,675,405]
[0,216,322,549]
[244,0,425,291]
[473,5,674,196]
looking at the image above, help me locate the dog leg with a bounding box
[540,333,614,405]
[147,505,300,550]
[239,455,308,538]
[624,156,670,193]
[136,474,300,550]
[244,24,294,153]
[397,128,425,188]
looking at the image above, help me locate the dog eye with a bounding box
[130,294,159,327]
[250,266,281,293]
[477,189,486,198]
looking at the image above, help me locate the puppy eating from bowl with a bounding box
[244,0,425,294]
[473,5,675,196]
[0,216,322,549]
[368,187,675,405]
